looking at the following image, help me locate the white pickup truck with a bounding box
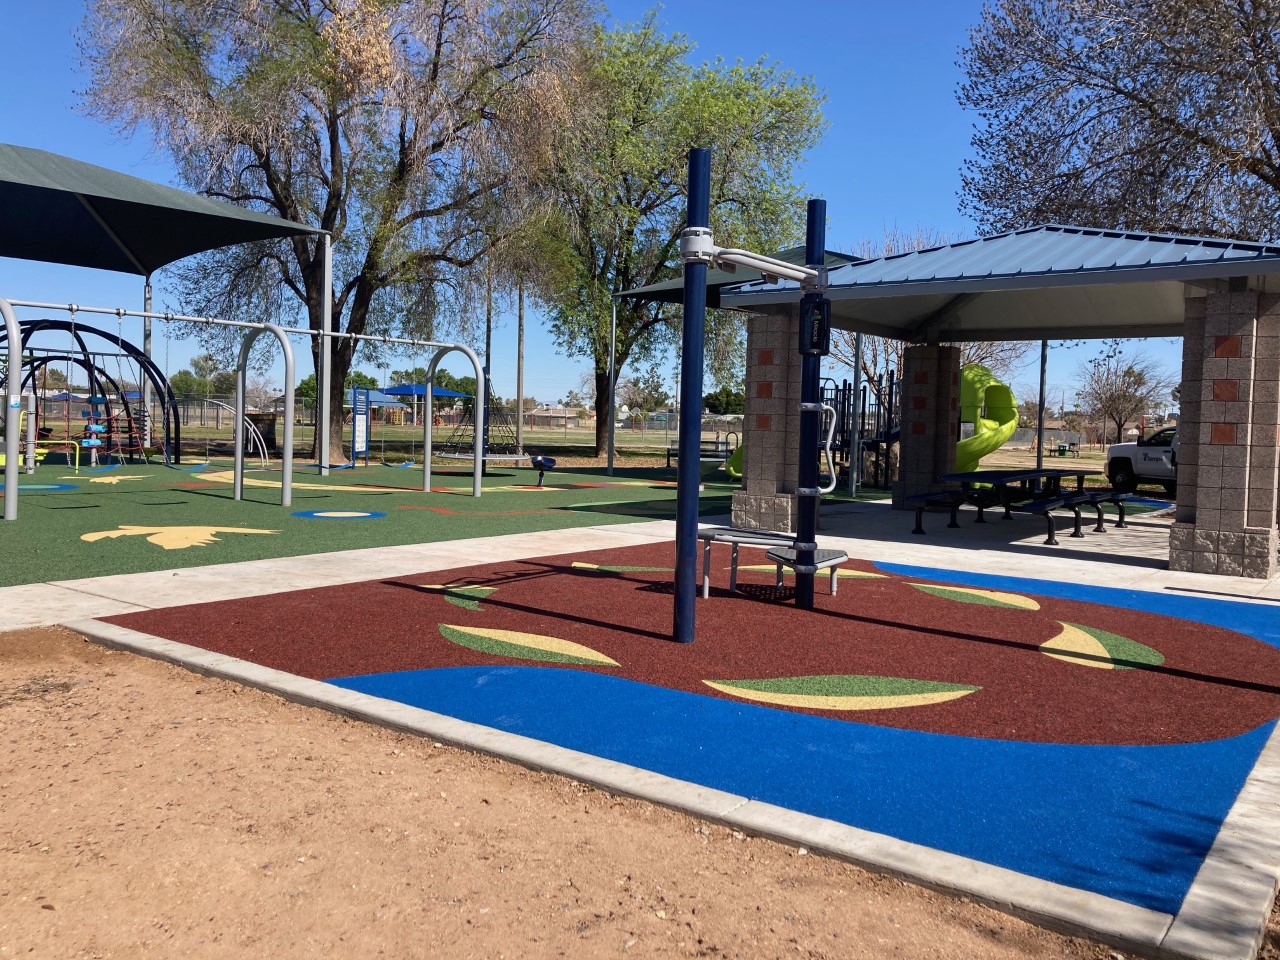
[1106,426,1178,494]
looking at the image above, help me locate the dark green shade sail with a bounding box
[0,143,319,276]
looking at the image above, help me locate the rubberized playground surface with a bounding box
[100,538,1280,941]
[7,460,1279,956]
[0,461,730,586]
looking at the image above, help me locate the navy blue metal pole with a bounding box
[673,147,711,643]
[795,199,827,610]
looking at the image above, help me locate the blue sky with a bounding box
[0,2,1181,408]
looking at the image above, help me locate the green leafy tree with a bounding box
[210,371,238,399]
[958,0,1280,238]
[345,371,379,390]
[703,386,745,415]
[296,374,317,402]
[168,369,203,399]
[533,18,825,454]
[81,0,592,462]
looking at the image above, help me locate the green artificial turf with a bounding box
[0,461,735,587]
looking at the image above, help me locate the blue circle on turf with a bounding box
[291,510,386,520]
[0,483,79,492]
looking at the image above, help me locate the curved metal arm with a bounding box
[819,402,838,495]
[2,298,21,520]
[234,323,295,507]
[424,344,485,497]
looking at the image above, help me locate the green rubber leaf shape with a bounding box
[909,584,1040,610]
[1040,622,1165,670]
[704,674,979,711]
[421,584,496,611]
[439,624,619,666]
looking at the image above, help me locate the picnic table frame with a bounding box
[914,467,1126,545]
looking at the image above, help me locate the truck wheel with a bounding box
[1108,459,1137,493]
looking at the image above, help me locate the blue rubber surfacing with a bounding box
[330,563,1280,917]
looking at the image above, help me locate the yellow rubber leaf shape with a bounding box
[420,584,496,611]
[571,561,673,573]
[81,525,279,550]
[61,474,149,485]
[704,674,979,711]
[909,584,1040,610]
[439,625,619,666]
[738,564,886,580]
[1040,622,1164,670]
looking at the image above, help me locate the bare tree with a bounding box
[80,0,591,462]
[829,226,1035,395]
[959,0,1280,239]
[1075,341,1175,444]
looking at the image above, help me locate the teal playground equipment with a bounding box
[955,363,1018,473]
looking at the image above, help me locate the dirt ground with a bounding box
[3,627,1276,960]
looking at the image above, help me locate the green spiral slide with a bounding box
[955,363,1018,473]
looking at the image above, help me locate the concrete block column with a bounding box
[732,314,803,532]
[892,345,961,509]
[1169,289,1280,578]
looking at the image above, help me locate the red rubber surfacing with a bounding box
[103,541,1280,746]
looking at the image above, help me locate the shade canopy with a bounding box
[617,246,859,308]
[0,143,320,276]
[719,225,1280,342]
[381,383,469,398]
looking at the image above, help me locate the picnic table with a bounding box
[911,467,1130,545]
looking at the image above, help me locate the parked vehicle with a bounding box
[1106,426,1177,494]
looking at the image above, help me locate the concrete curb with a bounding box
[67,616,1275,960]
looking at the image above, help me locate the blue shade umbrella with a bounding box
[381,384,469,398]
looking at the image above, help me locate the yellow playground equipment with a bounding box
[955,363,1018,473]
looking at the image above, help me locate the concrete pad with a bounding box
[0,583,149,631]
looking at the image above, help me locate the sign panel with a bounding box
[351,387,370,464]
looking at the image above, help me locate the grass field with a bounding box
[0,460,742,588]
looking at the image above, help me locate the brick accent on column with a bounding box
[891,345,961,509]
[732,314,803,532]
[1169,290,1280,578]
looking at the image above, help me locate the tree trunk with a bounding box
[593,365,613,457]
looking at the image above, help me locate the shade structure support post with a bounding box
[516,285,525,453]
[794,199,829,611]
[3,297,20,520]
[423,343,485,497]
[608,296,617,476]
[673,147,712,644]
[849,331,863,497]
[1036,339,1048,474]
[142,275,152,447]
[234,323,295,507]
[318,233,333,476]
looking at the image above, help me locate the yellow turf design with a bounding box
[199,470,379,492]
[81,525,280,550]
[703,679,978,711]
[439,624,619,666]
[737,564,886,580]
[909,584,1041,610]
[61,474,149,484]
[1039,621,1164,670]
[420,584,496,611]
